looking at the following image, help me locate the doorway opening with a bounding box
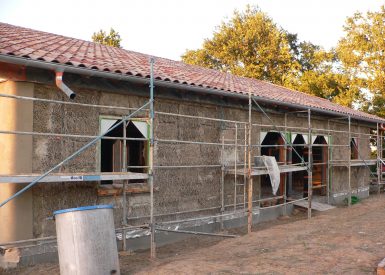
[260,132,285,201]
[291,134,308,197]
[312,136,328,196]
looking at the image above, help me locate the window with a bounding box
[351,138,358,159]
[100,118,148,184]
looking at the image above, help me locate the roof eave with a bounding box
[0,53,383,125]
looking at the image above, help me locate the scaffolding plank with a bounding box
[293,200,336,211]
[332,159,377,167]
[227,164,307,176]
[0,172,148,183]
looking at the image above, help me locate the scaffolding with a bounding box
[0,58,384,261]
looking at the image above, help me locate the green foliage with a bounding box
[337,6,385,117]
[181,6,360,108]
[92,28,122,48]
[182,6,299,87]
[291,38,361,107]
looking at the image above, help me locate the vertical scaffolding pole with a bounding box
[307,109,312,219]
[348,116,351,206]
[220,133,225,227]
[381,128,383,189]
[243,125,247,209]
[378,127,384,188]
[327,119,331,204]
[282,113,284,215]
[122,120,127,251]
[234,123,238,211]
[247,92,253,233]
[149,58,156,258]
[377,123,381,194]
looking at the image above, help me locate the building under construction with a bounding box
[0,23,384,267]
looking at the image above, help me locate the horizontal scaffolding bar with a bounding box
[227,164,307,176]
[155,228,238,238]
[156,110,248,125]
[0,172,149,184]
[155,164,222,169]
[0,130,148,141]
[0,224,150,247]
[0,92,140,111]
[126,195,307,222]
[156,138,238,146]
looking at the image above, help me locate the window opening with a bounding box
[100,119,148,184]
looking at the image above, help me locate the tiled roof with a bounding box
[0,22,383,123]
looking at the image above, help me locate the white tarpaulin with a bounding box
[262,156,280,195]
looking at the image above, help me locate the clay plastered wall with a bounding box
[30,83,375,236]
[32,84,251,236]
[329,122,372,193]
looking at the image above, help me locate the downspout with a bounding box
[55,71,76,99]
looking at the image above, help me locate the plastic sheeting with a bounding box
[262,156,280,195]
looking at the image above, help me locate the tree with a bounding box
[182,6,299,87]
[290,38,361,107]
[337,6,385,116]
[181,6,358,107]
[92,28,122,48]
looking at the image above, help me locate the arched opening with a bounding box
[101,120,148,184]
[260,132,285,200]
[312,136,328,196]
[291,134,308,197]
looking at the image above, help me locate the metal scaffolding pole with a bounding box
[247,91,253,234]
[307,109,312,219]
[282,113,284,215]
[122,120,128,251]
[234,123,238,211]
[149,58,156,258]
[243,125,247,209]
[377,123,381,194]
[220,132,225,229]
[327,119,331,204]
[348,116,352,206]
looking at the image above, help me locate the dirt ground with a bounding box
[5,194,385,274]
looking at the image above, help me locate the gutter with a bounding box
[0,53,383,124]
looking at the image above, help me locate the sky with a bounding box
[0,0,383,60]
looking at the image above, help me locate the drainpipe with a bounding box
[55,71,76,99]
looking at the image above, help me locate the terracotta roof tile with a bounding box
[0,22,383,123]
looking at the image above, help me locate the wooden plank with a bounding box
[0,172,148,183]
[98,183,151,196]
[227,165,307,176]
[293,200,336,211]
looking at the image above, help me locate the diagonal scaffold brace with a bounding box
[0,101,151,208]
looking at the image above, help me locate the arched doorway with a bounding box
[291,134,308,197]
[260,132,285,199]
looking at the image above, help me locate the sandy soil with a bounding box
[5,195,385,274]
